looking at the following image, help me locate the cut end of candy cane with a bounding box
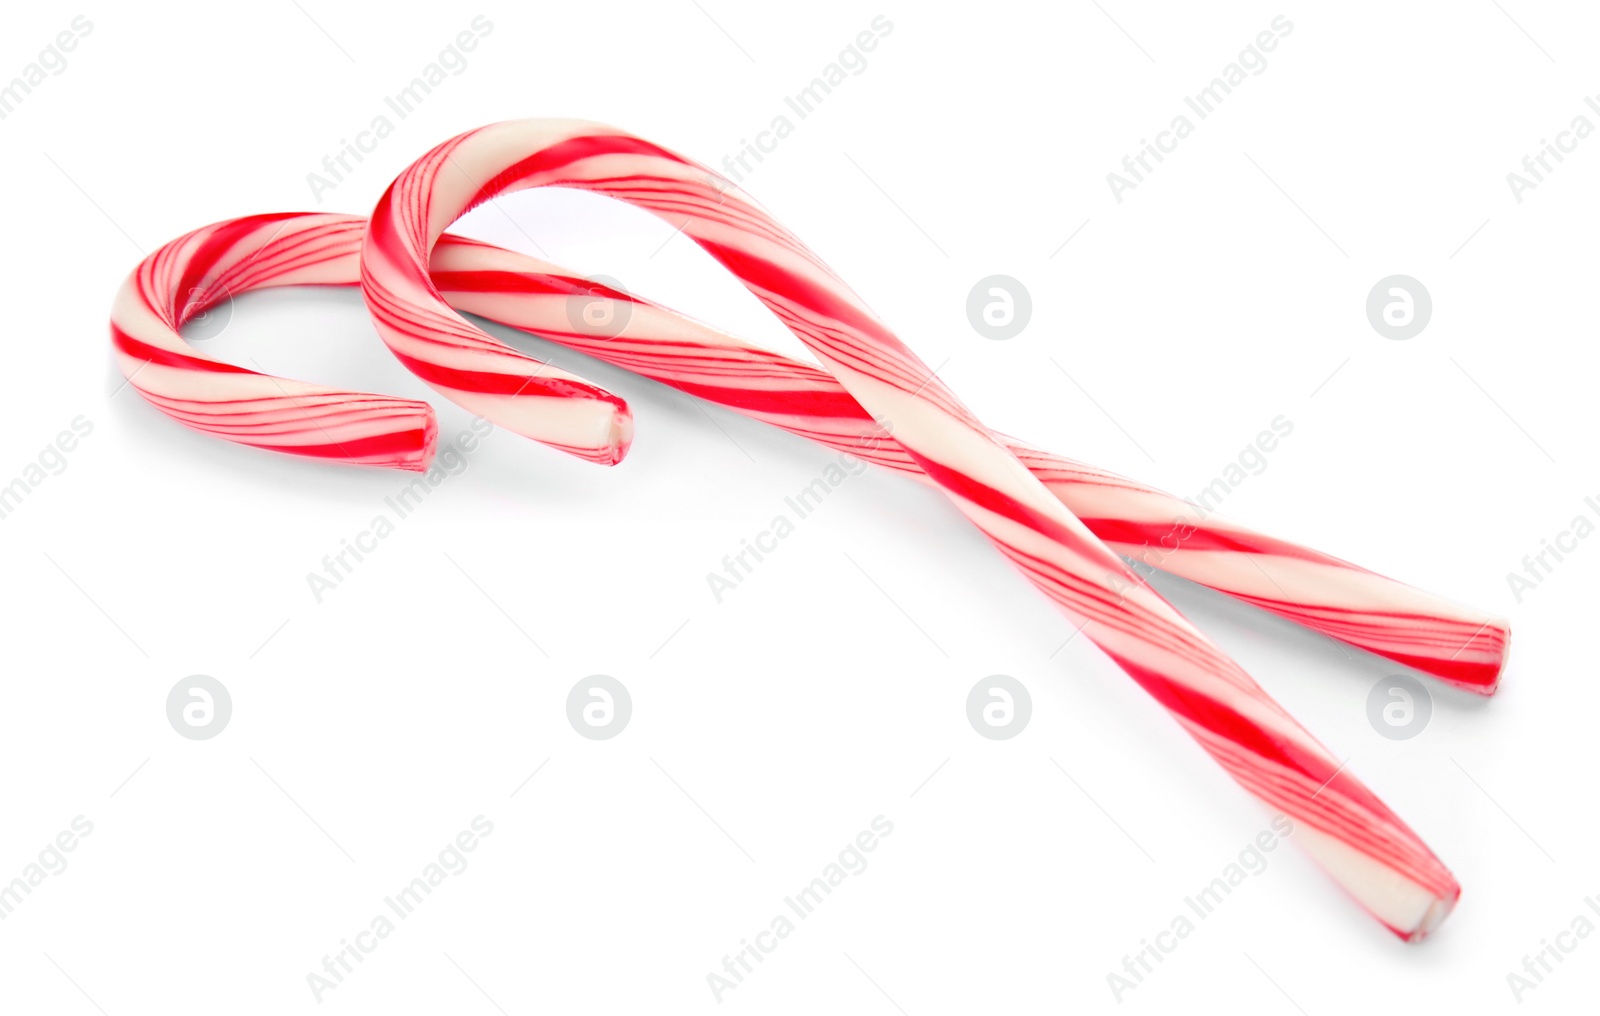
[1472,618,1512,697]
[606,407,636,466]
[1403,889,1459,943]
[424,386,634,465]
[396,410,441,473]
[1409,619,1510,697]
[1290,814,1461,942]
[1404,614,1512,697]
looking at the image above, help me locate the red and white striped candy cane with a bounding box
[110,214,1509,694]
[111,213,441,470]
[359,119,1464,938]
[428,239,1509,694]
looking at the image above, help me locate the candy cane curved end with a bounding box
[110,212,439,471]
[361,124,634,466]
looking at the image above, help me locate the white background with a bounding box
[1,1,1596,1012]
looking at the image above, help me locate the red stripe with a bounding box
[388,348,627,406]
[111,324,254,375]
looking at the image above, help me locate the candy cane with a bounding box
[112,212,1509,694]
[109,212,460,470]
[359,119,1464,938]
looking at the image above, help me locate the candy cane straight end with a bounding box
[608,409,635,465]
[1383,878,1461,944]
[1422,616,1511,697]
[1291,818,1461,942]
[400,410,440,473]
[1406,887,1460,943]
[1473,619,1512,697]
